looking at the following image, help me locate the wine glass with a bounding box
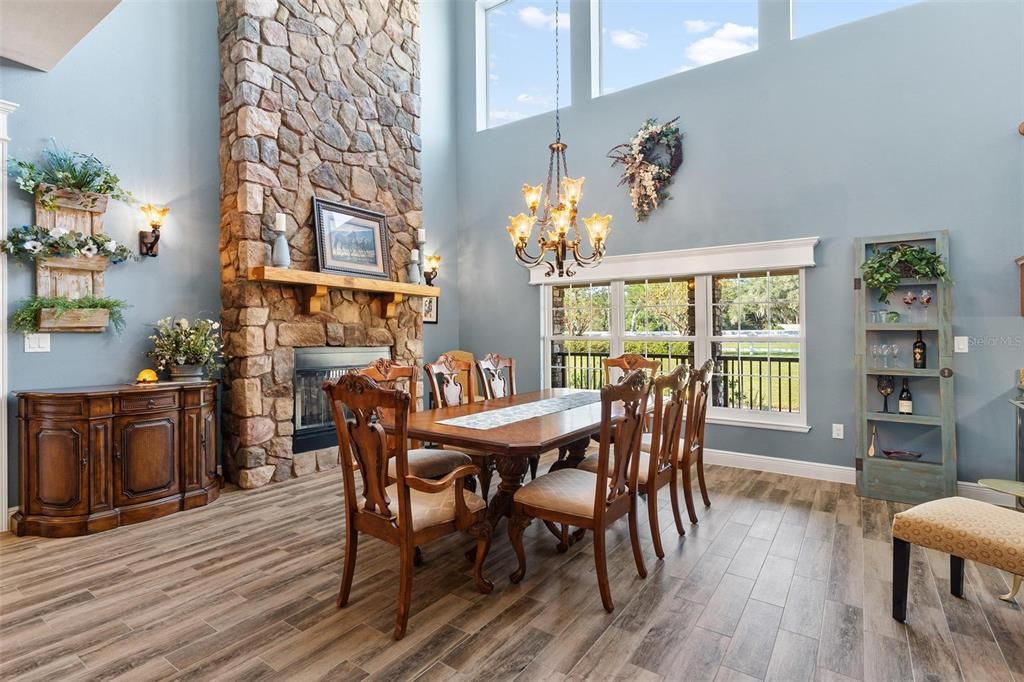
[890,344,901,368]
[901,291,917,321]
[919,289,933,322]
[881,344,894,368]
[870,344,881,367]
[876,375,895,413]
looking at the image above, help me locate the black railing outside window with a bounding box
[550,351,800,413]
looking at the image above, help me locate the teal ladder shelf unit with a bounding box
[854,230,956,504]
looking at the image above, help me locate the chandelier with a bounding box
[505,0,611,278]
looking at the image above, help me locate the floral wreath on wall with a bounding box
[608,117,683,222]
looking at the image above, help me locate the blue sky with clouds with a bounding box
[486,0,918,127]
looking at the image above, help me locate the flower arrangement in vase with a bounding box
[146,317,224,380]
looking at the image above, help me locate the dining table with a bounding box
[386,388,622,532]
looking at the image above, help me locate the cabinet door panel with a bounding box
[90,420,113,512]
[28,420,89,516]
[113,412,180,506]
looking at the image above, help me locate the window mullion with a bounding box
[611,280,625,357]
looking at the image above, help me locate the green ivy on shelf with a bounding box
[9,143,133,211]
[10,295,130,334]
[861,244,952,304]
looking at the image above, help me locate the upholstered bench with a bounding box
[891,496,1024,621]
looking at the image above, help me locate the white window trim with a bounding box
[588,0,602,99]
[538,237,817,432]
[0,99,18,531]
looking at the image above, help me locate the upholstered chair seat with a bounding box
[383,483,487,532]
[513,468,600,518]
[577,451,653,486]
[388,448,473,480]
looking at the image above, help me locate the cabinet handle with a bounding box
[81,456,88,468]
[113,445,121,461]
[147,399,157,408]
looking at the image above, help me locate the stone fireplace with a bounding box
[216,0,424,488]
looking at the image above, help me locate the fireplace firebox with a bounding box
[293,347,391,453]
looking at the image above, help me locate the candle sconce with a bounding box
[139,203,169,257]
[424,253,440,286]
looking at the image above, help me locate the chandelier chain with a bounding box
[554,0,561,143]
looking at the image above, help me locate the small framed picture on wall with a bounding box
[312,198,392,280]
[423,296,439,324]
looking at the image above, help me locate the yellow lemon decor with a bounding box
[135,368,159,384]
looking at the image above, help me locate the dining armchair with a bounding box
[579,364,688,558]
[324,372,492,640]
[357,359,475,490]
[677,359,714,522]
[424,354,497,500]
[602,353,662,385]
[509,369,652,612]
[476,353,539,480]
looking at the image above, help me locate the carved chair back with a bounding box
[424,353,476,408]
[681,359,714,466]
[591,369,651,521]
[441,349,479,401]
[646,364,688,480]
[324,373,413,530]
[603,353,661,385]
[476,353,517,399]
[357,359,419,450]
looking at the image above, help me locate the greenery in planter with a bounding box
[10,295,129,334]
[0,224,135,264]
[146,317,224,375]
[9,143,133,210]
[861,244,952,304]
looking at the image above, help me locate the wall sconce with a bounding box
[139,203,169,257]
[424,253,440,286]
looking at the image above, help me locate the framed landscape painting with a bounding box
[313,198,391,280]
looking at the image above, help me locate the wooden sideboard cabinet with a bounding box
[12,381,221,537]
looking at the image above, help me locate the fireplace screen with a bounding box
[293,347,391,452]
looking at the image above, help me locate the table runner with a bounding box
[436,390,600,430]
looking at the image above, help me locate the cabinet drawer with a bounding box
[29,398,88,418]
[117,392,180,414]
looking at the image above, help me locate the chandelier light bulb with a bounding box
[522,183,543,213]
[561,176,585,207]
[583,213,612,247]
[550,206,571,235]
[506,213,537,246]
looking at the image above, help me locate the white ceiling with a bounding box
[0,0,120,72]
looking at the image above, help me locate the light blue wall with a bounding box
[2,0,221,503]
[451,0,1024,482]
[421,0,461,365]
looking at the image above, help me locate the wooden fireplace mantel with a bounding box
[247,266,439,317]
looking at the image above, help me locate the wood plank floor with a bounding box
[2,455,1022,681]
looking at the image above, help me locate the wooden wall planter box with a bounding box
[38,308,109,333]
[12,382,221,537]
[35,185,108,233]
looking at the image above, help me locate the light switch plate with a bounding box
[24,333,50,353]
[954,336,969,353]
[831,423,844,439]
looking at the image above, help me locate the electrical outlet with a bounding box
[954,336,969,353]
[24,333,50,353]
[831,423,844,439]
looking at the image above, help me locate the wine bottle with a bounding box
[898,379,913,415]
[913,331,926,369]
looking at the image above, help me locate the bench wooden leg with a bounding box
[892,538,910,622]
[950,555,965,598]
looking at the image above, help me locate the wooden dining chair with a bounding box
[357,359,477,491]
[603,353,662,385]
[508,369,652,612]
[324,372,492,640]
[579,364,688,558]
[424,354,497,501]
[678,359,715,522]
[476,353,540,480]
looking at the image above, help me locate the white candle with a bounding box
[275,213,287,232]
[410,249,420,261]
[416,228,426,243]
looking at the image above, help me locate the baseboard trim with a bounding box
[704,448,1018,508]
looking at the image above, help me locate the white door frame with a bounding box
[1,100,18,531]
